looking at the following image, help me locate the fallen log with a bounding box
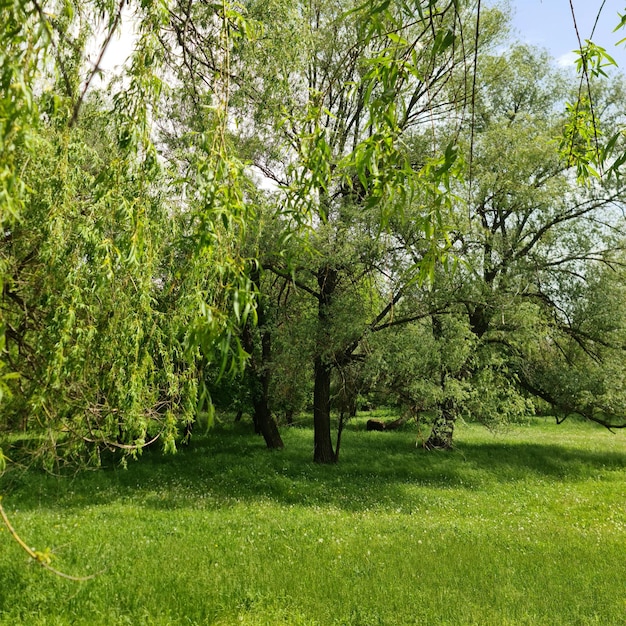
[366,416,408,431]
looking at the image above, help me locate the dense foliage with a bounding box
[2,0,626,470]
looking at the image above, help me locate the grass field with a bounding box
[1,415,626,625]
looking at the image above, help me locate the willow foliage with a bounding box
[0,0,255,468]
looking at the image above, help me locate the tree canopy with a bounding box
[2,0,626,470]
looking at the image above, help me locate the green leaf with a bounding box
[387,33,409,46]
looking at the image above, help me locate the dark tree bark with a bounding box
[424,397,456,450]
[241,267,284,450]
[313,265,338,463]
[425,315,457,450]
[313,355,335,462]
[468,304,490,338]
[255,319,284,449]
[250,403,261,435]
[253,376,283,449]
[334,410,349,462]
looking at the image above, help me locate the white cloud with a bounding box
[556,51,578,67]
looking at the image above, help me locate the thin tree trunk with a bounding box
[334,411,347,462]
[251,406,261,434]
[252,388,283,449]
[253,323,283,449]
[241,267,284,450]
[426,314,457,450]
[424,397,456,450]
[246,349,283,448]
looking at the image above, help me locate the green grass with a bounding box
[1,415,626,625]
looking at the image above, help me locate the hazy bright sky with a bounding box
[98,1,626,74]
[504,0,626,69]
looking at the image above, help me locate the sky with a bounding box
[504,0,626,69]
[97,1,626,75]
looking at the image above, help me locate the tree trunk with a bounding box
[251,407,261,434]
[313,265,338,463]
[255,320,284,449]
[313,355,336,463]
[334,411,348,462]
[241,267,284,450]
[424,398,456,450]
[427,315,457,450]
[252,387,283,449]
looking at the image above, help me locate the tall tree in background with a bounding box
[406,44,626,448]
[230,0,505,462]
[349,41,626,448]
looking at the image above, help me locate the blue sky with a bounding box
[503,0,626,69]
[99,2,626,75]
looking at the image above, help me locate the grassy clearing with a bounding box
[1,415,626,625]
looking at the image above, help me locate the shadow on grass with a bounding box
[3,420,626,513]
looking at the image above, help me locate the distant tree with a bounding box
[516,259,626,430]
[398,45,626,448]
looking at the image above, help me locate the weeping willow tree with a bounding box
[0,0,255,470]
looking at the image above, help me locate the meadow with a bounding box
[1,415,625,625]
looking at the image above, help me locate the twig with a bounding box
[0,497,99,582]
[467,0,481,210]
[70,0,126,127]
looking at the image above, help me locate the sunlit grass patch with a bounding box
[1,417,625,625]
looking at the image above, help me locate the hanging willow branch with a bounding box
[0,497,100,582]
